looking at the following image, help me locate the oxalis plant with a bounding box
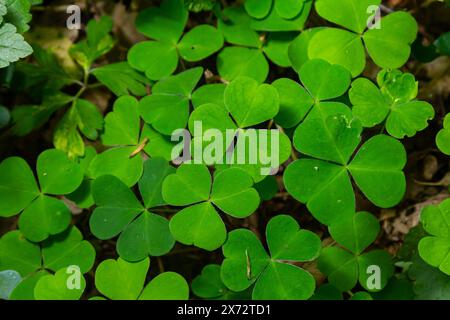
[0,0,449,301]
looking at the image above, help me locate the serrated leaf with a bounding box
[217,46,269,83]
[92,62,150,97]
[0,23,33,68]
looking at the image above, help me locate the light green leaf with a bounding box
[308,29,365,77]
[92,62,150,96]
[162,164,211,206]
[273,78,314,128]
[95,257,149,300]
[139,272,189,300]
[217,46,269,83]
[350,70,434,138]
[0,23,33,68]
[315,0,381,34]
[224,76,279,128]
[36,149,84,195]
[210,167,260,218]
[419,199,450,275]
[329,212,380,255]
[139,158,175,209]
[0,270,22,300]
[348,135,407,208]
[128,41,178,80]
[18,195,71,242]
[9,270,49,300]
[288,27,324,72]
[436,114,450,155]
[135,0,188,44]
[178,25,224,61]
[140,67,203,135]
[34,268,86,300]
[41,226,96,274]
[244,0,272,19]
[250,1,312,32]
[117,211,174,261]
[192,84,227,110]
[266,215,321,261]
[218,6,261,48]
[0,157,39,217]
[89,147,144,187]
[221,229,270,291]
[4,0,32,33]
[0,231,41,277]
[363,12,418,69]
[284,159,355,225]
[263,32,297,67]
[299,59,351,101]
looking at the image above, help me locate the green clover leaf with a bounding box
[53,98,104,159]
[140,67,203,135]
[0,227,95,280]
[188,97,291,182]
[350,69,434,138]
[3,0,32,33]
[9,270,49,300]
[418,199,450,275]
[436,114,450,155]
[224,77,279,128]
[192,264,252,300]
[0,23,33,68]
[0,149,83,241]
[94,257,189,300]
[310,0,418,76]
[318,212,394,292]
[288,27,325,72]
[129,0,223,80]
[90,96,175,187]
[216,7,299,82]
[221,215,320,300]
[273,59,351,129]
[34,268,86,300]
[162,164,260,250]
[284,115,407,225]
[90,158,175,261]
[310,283,343,300]
[192,83,227,110]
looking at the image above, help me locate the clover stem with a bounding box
[157,257,165,273]
[291,148,298,160]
